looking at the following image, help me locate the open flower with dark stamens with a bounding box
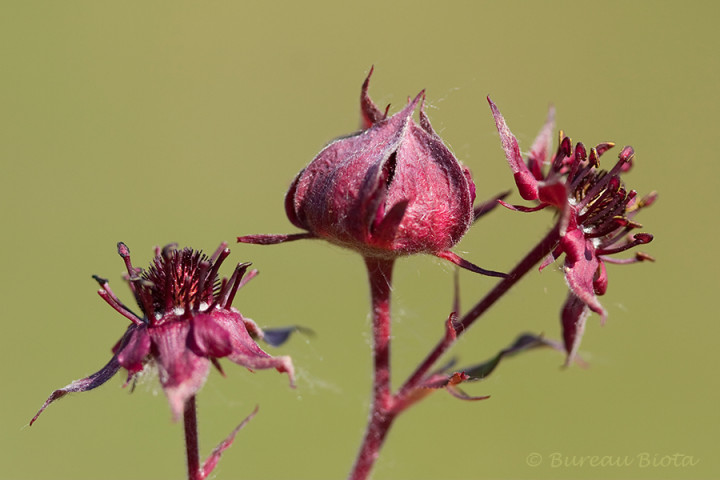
[31,242,295,423]
[488,98,656,363]
[239,69,504,277]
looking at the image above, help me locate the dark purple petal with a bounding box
[149,321,211,420]
[30,355,122,425]
[561,293,591,365]
[261,325,311,347]
[241,316,312,347]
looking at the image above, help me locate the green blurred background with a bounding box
[2,1,717,479]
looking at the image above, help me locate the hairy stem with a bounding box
[184,396,201,480]
[349,257,396,480]
[398,224,561,400]
[349,225,561,479]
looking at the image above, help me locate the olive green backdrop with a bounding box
[2,1,717,479]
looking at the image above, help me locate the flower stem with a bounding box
[349,257,396,480]
[398,223,561,399]
[184,395,201,480]
[349,225,561,480]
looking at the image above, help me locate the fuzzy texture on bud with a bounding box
[283,69,476,259]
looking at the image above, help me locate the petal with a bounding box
[210,310,295,386]
[560,228,606,318]
[561,293,591,365]
[30,355,122,425]
[189,313,234,358]
[537,181,568,210]
[487,97,539,201]
[116,325,151,375]
[149,321,211,421]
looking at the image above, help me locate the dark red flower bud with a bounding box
[286,70,476,259]
[240,70,504,278]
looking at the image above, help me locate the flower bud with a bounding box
[285,70,476,259]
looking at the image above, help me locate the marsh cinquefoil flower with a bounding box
[488,98,656,362]
[31,242,294,424]
[239,69,503,277]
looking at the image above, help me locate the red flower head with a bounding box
[31,242,295,423]
[488,98,656,363]
[239,69,504,277]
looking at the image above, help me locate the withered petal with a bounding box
[261,325,313,348]
[30,355,122,426]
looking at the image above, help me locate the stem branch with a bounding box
[349,224,561,479]
[398,224,561,402]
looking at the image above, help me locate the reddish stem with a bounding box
[398,223,561,401]
[184,396,201,480]
[350,225,562,479]
[349,257,396,480]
